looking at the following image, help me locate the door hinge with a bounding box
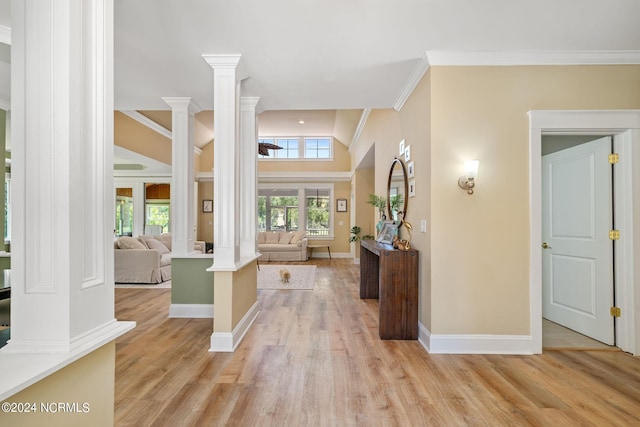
[609,230,621,240]
[609,153,619,164]
[610,307,621,317]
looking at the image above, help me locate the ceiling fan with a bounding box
[258,142,283,156]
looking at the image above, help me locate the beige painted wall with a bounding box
[428,65,640,335]
[397,71,432,331]
[357,65,640,336]
[352,168,375,259]
[114,111,171,165]
[0,343,115,427]
[213,262,258,332]
[197,180,214,243]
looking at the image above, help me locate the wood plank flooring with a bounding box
[115,259,640,426]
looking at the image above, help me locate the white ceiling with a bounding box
[1,1,640,131]
[111,0,640,112]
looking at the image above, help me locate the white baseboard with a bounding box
[353,257,360,264]
[209,302,260,352]
[418,322,533,355]
[169,304,214,318]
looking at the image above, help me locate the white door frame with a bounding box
[529,110,640,355]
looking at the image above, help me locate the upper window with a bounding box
[258,137,332,160]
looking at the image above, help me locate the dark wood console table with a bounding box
[360,239,418,340]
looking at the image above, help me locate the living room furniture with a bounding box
[114,233,205,283]
[258,231,308,261]
[360,239,418,339]
[307,244,332,260]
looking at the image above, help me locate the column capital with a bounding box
[240,96,264,114]
[202,54,248,81]
[162,97,202,114]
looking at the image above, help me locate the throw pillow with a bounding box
[265,232,280,244]
[290,230,306,244]
[117,236,146,250]
[278,232,293,245]
[156,234,172,251]
[145,238,170,254]
[257,232,266,244]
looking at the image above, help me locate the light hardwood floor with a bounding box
[115,259,640,426]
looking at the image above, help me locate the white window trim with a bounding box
[258,136,334,161]
[258,182,335,239]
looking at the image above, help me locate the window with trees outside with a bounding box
[258,137,332,160]
[258,185,334,238]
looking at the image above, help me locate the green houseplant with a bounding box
[349,226,374,243]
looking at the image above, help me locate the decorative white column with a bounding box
[7,0,133,353]
[239,97,262,259]
[163,97,199,256]
[202,54,244,270]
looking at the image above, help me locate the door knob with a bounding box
[542,242,551,249]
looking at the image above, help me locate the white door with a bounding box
[542,136,614,345]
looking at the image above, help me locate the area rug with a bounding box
[257,265,316,290]
[115,280,171,289]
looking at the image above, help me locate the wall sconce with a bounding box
[458,160,479,195]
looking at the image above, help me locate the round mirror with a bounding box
[387,157,409,224]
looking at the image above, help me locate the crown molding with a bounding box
[120,110,171,139]
[349,108,371,151]
[0,25,10,45]
[425,50,640,66]
[393,52,430,111]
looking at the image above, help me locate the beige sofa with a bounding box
[258,230,308,262]
[114,233,205,283]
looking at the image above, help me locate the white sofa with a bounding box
[114,233,205,283]
[258,230,308,262]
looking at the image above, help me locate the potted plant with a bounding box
[349,226,374,243]
[367,194,387,218]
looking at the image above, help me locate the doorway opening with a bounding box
[541,135,618,350]
[528,110,640,356]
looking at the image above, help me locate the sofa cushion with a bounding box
[290,230,306,244]
[265,232,280,244]
[117,236,147,250]
[156,234,172,251]
[259,243,301,252]
[258,232,266,244]
[278,232,294,245]
[146,238,170,254]
[160,253,172,267]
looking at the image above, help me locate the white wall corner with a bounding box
[349,108,371,152]
[393,52,430,112]
[209,303,259,352]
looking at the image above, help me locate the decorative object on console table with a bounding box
[376,221,398,244]
[360,239,418,339]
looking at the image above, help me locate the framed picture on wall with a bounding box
[336,198,348,212]
[202,199,213,213]
[399,139,405,156]
[407,161,415,178]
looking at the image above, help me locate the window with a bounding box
[145,183,170,234]
[258,184,334,238]
[258,137,332,160]
[304,138,331,159]
[145,202,170,234]
[258,189,299,232]
[305,189,330,236]
[115,188,134,237]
